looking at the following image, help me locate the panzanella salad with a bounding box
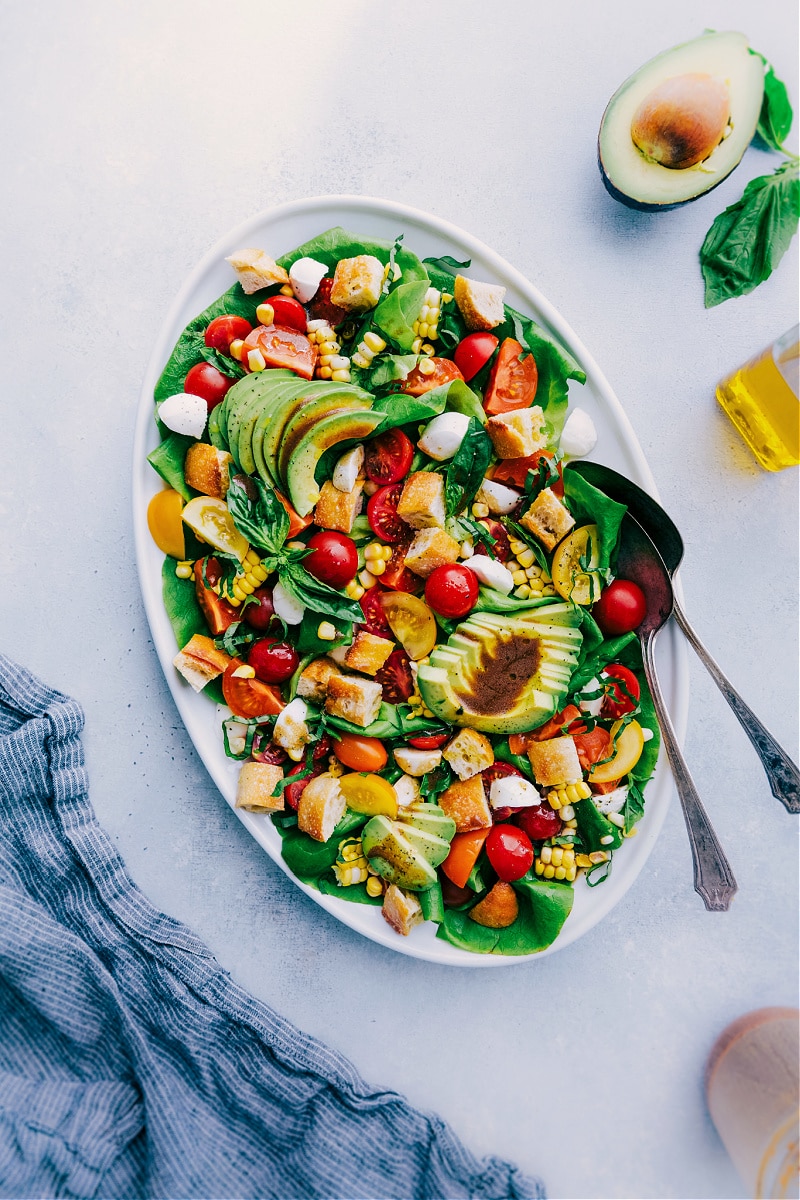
[146,226,661,956]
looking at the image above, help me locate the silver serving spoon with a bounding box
[614,512,738,911]
[566,461,800,816]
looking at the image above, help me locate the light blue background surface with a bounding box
[1,2,797,1197]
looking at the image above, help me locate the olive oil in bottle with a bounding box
[716,326,800,471]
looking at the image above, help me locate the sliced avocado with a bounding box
[287,409,387,516]
[254,381,372,487]
[417,605,582,734]
[224,371,295,467]
[598,31,764,211]
[277,393,369,483]
[237,375,318,477]
[397,802,456,842]
[361,815,438,891]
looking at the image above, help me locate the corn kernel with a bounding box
[364,331,386,353]
[365,875,384,897]
[543,864,555,879]
[600,835,615,846]
[565,818,578,829]
[560,804,575,821]
[442,292,453,303]
[418,358,436,376]
[424,287,440,305]
[418,322,429,338]
[511,569,527,586]
[526,565,542,580]
[231,664,255,679]
[317,621,337,641]
[359,569,377,588]
[256,302,275,325]
[516,548,535,568]
[280,284,294,296]
[566,866,577,882]
[318,354,334,367]
[608,812,625,828]
[411,337,423,354]
[471,502,490,518]
[515,584,533,599]
[535,860,544,876]
[317,366,333,379]
[345,580,365,600]
[540,845,552,864]
[320,341,341,356]
[352,352,371,369]
[412,320,421,334]
[554,865,567,881]
[331,369,351,383]
[426,326,438,340]
[231,584,247,602]
[239,578,255,595]
[364,542,383,560]
[551,847,564,867]
[370,559,387,576]
[623,827,638,839]
[509,538,526,555]
[421,343,435,355]
[247,348,266,372]
[575,854,592,869]
[589,851,609,864]
[229,339,244,361]
[175,560,194,579]
[306,318,327,332]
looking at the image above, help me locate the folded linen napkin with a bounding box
[0,655,541,1200]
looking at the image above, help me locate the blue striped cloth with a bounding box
[0,655,541,1200]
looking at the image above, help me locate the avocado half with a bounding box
[598,31,764,211]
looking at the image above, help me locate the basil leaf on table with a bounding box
[751,50,794,153]
[700,160,800,307]
[444,418,493,516]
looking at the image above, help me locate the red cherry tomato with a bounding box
[367,484,410,544]
[247,638,300,684]
[374,647,414,704]
[251,734,288,766]
[601,663,641,719]
[204,314,253,353]
[284,760,323,811]
[380,539,424,594]
[424,564,479,619]
[592,579,647,636]
[453,332,499,382]
[399,358,463,396]
[240,325,315,380]
[221,659,284,719]
[492,451,564,497]
[305,277,347,328]
[483,339,538,415]
[184,362,234,412]
[333,734,388,773]
[515,802,563,842]
[265,295,307,333]
[304,531,358,588]
[243,587,278,632]
[364,429,414,485]
[359,586,392,636]
[407,730,451,750]
[485,825,534,882]
[481,761,525,821]
[472,519,512,562]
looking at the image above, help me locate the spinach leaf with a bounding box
[473,588,566,615]
[572,797,622,852]
[419,882,445,924]
[432,378,486,423]
[445,418,493,516]
[700,160,800,307]
[437,875,573,955]
[373,388,447,427]
[147,433,194,500]
[226,474,289,554]
[367,354,418,388]
[294,613,352,656]
[160,560,224,702]
[278,560,364,623]
[750,50,794,153]
[373,279,430,351]
[324,704,443,740]
[562,471,626,572]
[494,739,535,780]
[569,632,637,694]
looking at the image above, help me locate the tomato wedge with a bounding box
[364,429,414,485]
[483,339,538,414]
[359,585,392,636]
[274,490,312,538]
[374,647,414,703]
[194,559,238,635]
[441,828,490,889]
[367,484,410,544]
[221,659,284,718]
[381,539,423,594]
[400,358,463,396]
[240,325,316,380]
[492,451,563,496]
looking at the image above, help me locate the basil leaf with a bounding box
[750,50,794,153]
[445,417,493,516]
[622,779,646,835]
[700,160,800,307]
[422,254,471,276]
[279,561,364,622]
[226,474,290,554]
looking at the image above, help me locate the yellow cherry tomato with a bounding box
[551,524,603,606]
[181,496,248,561]
[381,592,437,660]
[333,734,388,773]
[338,772,398,818]
[147,488,186,559]
[589,719,645,783]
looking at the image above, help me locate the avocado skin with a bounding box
[597,143,731,213]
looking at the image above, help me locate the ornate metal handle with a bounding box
[641,630,738,911]
[672,601,800,815]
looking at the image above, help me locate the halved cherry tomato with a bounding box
[399,358,463,396]
[380,539,423,594]
[333,733,388,773]
[374,647,414,703]
[184,362,234,412]
[601,664,641,719]
[454,332,499,382]
[221,659,284,718]
[492,452,563,497]
[338,773,397,818]
[381,592,438,659]
[364,429,414,485]
[367,484,410,544]
[573,726,612,773]
[275,490,312,539]
[407,730,450,750]
[194,558,238,635]
[284,760,323,811]
[243,587,278,632]
[592,580,647,636]
[247,638,299,684]
[240,325,315,380]
[424,564,478,619]
[472,518,512,562]
[359,585,392,636]
[485,825,534,882]
[481,761,526,821]
[204,314,253,353]
[263,295,307,333]
[251,734,288,766]
[304,531,358,588]
[441,828,490,889]
[305,277,347,327]
[483,339,537,415]
[515,802,562,842]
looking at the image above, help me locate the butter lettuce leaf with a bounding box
[438,875,573,955]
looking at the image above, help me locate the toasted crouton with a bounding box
[519,488,575,551]
[296,658,342,703]
[235,762,285,813]
[528,735,582,787]
[453,275,506,331]
[396,472,446,529]
[341,631,395,676]
[330,255,384,312]
[439,775,492,832]
[225,247,289,294]
[404,527,461,577]
[486,406,548,460]
[183,443,233,500]
[393,747,442,776]
[442,728,495,780]
[173,634,231,692]
[324,674,383,728]
[468,881,519,929]
[382,884,424,936]
[297,773,346,842]
[314,479,364,533]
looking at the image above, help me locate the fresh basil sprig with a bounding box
[701,50,799,307]
[444,417,493,516]
[278,561,363,623]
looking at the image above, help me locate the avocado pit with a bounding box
[630,72,730,170]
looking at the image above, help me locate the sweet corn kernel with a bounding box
[471,502,490,518]
[525,565,542,579]
[418,322,429,338]
[345,579,365,600]
[247,348,266,372]
[175,561,194,579]
[369,560,386,576]
[511,569,527,586]
[515,584,533,599]
[560,804,575,821]
[231,664,255,679]
[411,337,423,354]
[359,569,377,588]
[516,548,536,568]
[229,339,244,361]
[280,284,294,296]
[421,343,435,355]
[623,827,638,839]
[331,368,351,383]
[364,331,386,353]
[365,875,384,898]
[255,302,275,325]
[540,846,552,864]
[509,538,526,555]
[418,358,436,376]
[554,865,567,880]
[352,352,370,369]
[426,326,438,341]
[600,834,615,846]
[317,366,333,379]
[319,340,340,356]
[576,854,592,869]
[317,621,337,641]
[608,812,625,828]
[543,864,555,879]
[589,851,609,864]
[364,542,383,560]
